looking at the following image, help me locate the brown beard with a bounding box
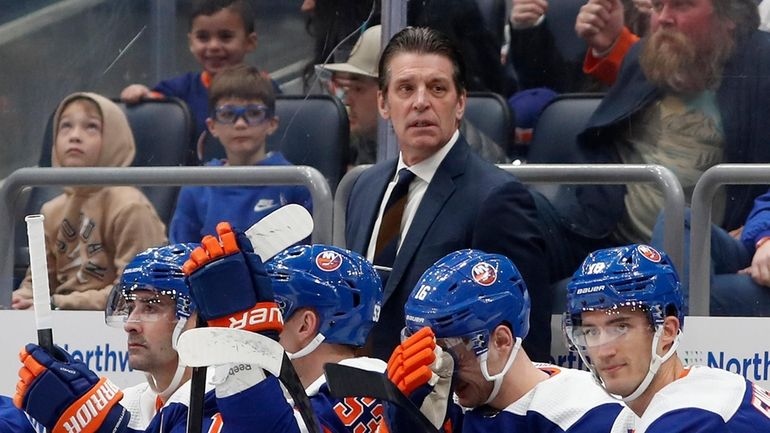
[639,24,735,94]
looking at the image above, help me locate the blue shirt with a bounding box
[169,152,313,243]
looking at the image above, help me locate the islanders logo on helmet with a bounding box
[315,249,343,272]
[472,261,497,286]
[565,244,684,327]
[405,249,531,355]
[637,244,662,263]
[266,244,383,347]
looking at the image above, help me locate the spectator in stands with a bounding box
[507,0,649,94]
[318,25,508,167]
[302,0,508,95]
[168,65,311,243]
[344,27,550,362]
[121,0,274,145]
[11,93,167,311]
[539,0,770,283]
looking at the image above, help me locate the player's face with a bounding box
[378,52,465,166]
[123,291,179,375]
[580,308,655,397]
[443,343,493,408]
[54,99,103,168]
[206,97,278,165]
[334,73,380,140]
[188,7,257,77]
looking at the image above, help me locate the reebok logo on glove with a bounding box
[55,378,122,433]
[208,302,283,332]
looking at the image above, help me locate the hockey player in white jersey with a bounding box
[265,244,387,433]
[13,241,299,433]
[565,244,770,433]
[387,249,625,433]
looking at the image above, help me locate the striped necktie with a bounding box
[373,168,416,268]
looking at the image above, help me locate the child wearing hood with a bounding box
[12,92,167,310]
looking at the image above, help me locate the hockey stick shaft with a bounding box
[25,214,54,353]
[186,316,208,433]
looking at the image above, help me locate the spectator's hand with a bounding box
[728,225,744,240]
[632,0,653,14]
[739,241,770,287]
[511,0,548,29]
[11,292,32,310]
[575,0,625,55]
[14,343,129,433]
[120,84,152,104]
[387,327,454,429]
[183,222,283,339]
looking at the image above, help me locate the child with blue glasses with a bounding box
[168,65,312,243]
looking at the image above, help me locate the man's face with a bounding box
[579,308,654,398]
[188,7,257,77]
[333,73,380,141]
[123,291,180,375]
[443,342,493,408]
[642,0,735,92]
[378,52,465,166]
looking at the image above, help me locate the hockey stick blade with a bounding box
[188,204,313,433]
[324,364,439,433]
[178,327,322,433]
[177,328,284,376]
[246,204,313,260]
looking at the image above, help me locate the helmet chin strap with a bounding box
[146,318,189,400]
[621,327,680,403]
[479,337,522,405]
[287,333,326,360]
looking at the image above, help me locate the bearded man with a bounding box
[534,0,770,283]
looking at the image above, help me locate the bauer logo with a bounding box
[316,250,343,272]
[637,245,661,263]
[471,262,497,286]
[576,285,605,295]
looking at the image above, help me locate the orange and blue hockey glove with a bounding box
[387,327,455,431]
[183,222,283,339]
[14,343,129,433]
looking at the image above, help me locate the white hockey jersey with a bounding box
[632,366,770,433]
[462,364,626,433]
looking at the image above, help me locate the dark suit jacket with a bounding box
[346,136,551,360]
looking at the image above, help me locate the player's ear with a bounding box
[658,316,680,353]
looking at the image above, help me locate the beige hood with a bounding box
[51,92,135,168]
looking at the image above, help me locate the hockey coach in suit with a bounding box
[345,27,550,362]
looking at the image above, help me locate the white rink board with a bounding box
[549,315,770,389]
[0,310,144,396]
[1,312,768,395]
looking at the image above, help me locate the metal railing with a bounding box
[0,166,333,306]
[689,164,770,316]
[334,163,685,275]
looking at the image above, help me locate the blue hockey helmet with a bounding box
[266,244,383,348]
[565,244,684,329]
[404,249,531,357]
[106,243,198,327]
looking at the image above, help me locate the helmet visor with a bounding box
[105,285,178,328]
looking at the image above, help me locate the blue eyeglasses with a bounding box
[213,104,272,126]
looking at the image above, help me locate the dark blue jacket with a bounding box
[555,30,770,239]
[345,135,550,361]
